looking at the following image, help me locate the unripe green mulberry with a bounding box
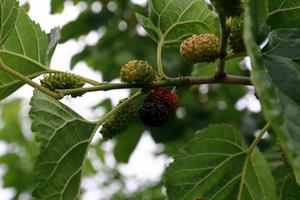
[211,0,243,17]
[180,34,220,63]
[100,98,137,139]
[229,23,245,53]
[40,72,85,97]
[120,60,156,83]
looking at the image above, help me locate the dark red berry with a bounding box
[139,88,178,127]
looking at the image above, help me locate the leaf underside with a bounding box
[29,91,97,200]
[138,0,216,46]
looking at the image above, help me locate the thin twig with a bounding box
[248,122,272,154]
[215,15,231,78]
[93,90,143,127]
[0,59,62,99]
[56,74,252,97]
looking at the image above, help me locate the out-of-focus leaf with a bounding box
[50,0,64,14]
[84,159,97,176]
[165,124,276,200]
[192,58,246,76]
[280,174,300,199]
[60,9,114,43]
[0,99,23,142]
[0,153,33,192]
[113,124,143,163]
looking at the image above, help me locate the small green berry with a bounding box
[40,72,85,97]
[100,98,137,139]
[120,60,156,83]
[180,34,220,63]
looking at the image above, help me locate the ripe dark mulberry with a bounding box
[40,72,85,97]
[139,88,178,127]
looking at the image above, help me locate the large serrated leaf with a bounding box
[0,0,19,45]
[29,91,97,200]
[267,0,300,29]
[0,8,50,100]
[165,124,276,200]
[138,0,216,46]
[244,0,300,185]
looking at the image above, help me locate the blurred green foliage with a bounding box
[0,100,38,199]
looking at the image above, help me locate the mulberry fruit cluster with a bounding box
[229,23,245,53]
[139,88,178,127]
[120,60,156,83]
[211,0,243,17]
[40,72,85,97]
[180,34,220,64]
[101,98,137,139]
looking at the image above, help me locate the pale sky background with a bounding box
[0,0,261,199]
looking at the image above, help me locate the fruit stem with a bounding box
[94,90,143,127]
[56,74,252,96]
[215,14,231,78]
[248,122,271,154]
[157,38,169,79]
[0,59,62,99]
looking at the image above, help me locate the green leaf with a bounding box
[0,0,19,45]
[113,124,143,163]
[263,28,300,63]
[165,124,276,200]
[280,174,300,199]
[244,0,300,185]
[50,0,64,14]
[143,0,216,46]
[263,54,300,103]
[267,0,300,29]
[46,27,60,65]
[244,0,269,43]
[0,8,49,100]
[0,99,24,142]
[136,13,159,42]
[29,91,97,199]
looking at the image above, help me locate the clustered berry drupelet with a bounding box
[211,0,244,17]
[100,98,137,139]
[40,72,85,97]
[139,88,179,127]
[120,60,156,83]
[229,23,245,53]
[180,34,220,64]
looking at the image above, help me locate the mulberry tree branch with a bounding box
[56,74,252,97]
